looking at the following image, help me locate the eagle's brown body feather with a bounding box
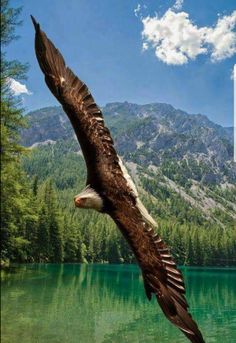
[31,16,205,343]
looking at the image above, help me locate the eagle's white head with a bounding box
[74,185,103,212]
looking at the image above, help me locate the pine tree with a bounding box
[37,205,50,262]
[32,175,39,197]
[44,180,63,262]
[0,0,33,263]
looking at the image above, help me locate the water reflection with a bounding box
[1,264,236,343]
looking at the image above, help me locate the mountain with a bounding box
[21,102,235,183]
[22,102,233,144]
[21,102,236,228]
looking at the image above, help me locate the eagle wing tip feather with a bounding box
[30,15,39,31]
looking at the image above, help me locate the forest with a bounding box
[1,0,236,267]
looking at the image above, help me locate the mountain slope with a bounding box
[21,102,235,184]
[21,102,236,228]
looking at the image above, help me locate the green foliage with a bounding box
[37,205,50,261]
[31,180,64,262]
[0,0,33,263]
[1,0,22,45]
[157,221,236,267]
[19,140,236,266]
[140,175,206,226]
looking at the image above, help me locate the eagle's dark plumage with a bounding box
[31,16,205,343]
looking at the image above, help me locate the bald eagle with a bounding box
[31,16,205,343]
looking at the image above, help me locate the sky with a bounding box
[6,0,236,127]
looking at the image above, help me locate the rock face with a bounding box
[21,102,235,184]
[22,106,72,145]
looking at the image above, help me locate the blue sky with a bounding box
[7,0,236,127]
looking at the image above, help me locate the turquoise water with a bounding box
[1,264,236,343]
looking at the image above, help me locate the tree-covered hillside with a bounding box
[20,140,236,266]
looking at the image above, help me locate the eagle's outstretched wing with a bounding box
[31,16,123,191]
[31,16,205,343]
[111,200,205,343]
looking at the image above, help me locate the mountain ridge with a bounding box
[22,101,233,143]
[21,101,235,185]
[21,101,236,229]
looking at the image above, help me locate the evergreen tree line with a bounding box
[2,171,236,266]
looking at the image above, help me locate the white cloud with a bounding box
[142,42,148,51]
[134,4,141,18]
[231,64,236,80]
[138,4,236,65]
[205,12,236,61]
[7,78,32,96]
[173,0,184,11]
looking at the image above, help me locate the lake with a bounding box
[1,264,236,343]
